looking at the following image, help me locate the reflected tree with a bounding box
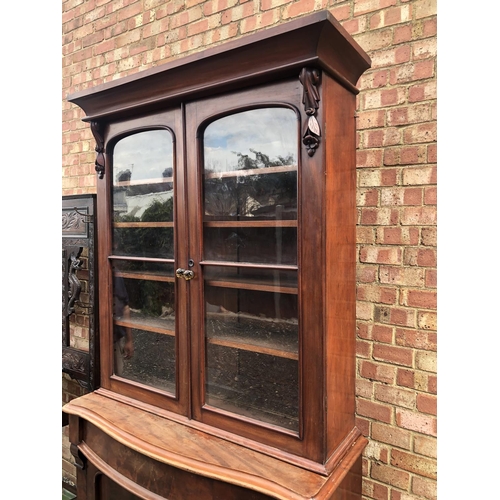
[204,149,297,219]
[113,197,175,317]
[114,197,174,260]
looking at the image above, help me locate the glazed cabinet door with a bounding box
[94,81,327,459]
[97,108,190,415]
[185,80,325,459]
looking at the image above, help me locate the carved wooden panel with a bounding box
[62,195,99,390]
[299,67,321,157]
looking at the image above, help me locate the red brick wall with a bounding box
[62,1,437,498]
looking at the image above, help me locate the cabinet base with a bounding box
[64,392,366,500]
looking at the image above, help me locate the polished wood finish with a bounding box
[65,392,366,500]
[323,77,359,458]
[186,80,305,454]
[68,11,369,122]
[98,107,191,417]
[64,11,370,500]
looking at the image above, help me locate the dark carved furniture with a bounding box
[62,195,99,392]
[63,11,371,499]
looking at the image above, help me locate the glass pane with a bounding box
[113,225,174,259]
[112,266,176,393]
[204,171,297,220]
[203,226,296,265]
[119,330,175,393]
[203,108,298,265]
[206,346,298,431]
[204,268,299,431]
[112,130,174,259]
[112,259,176,276]
[202,108,300,431]
[204,108,298,221]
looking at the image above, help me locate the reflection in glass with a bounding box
[204,172,297,221]
[206,346,298,431]
[204,109,297,214]
[113,225,174,259]
[120,330,175,393]
[112,269,176,393]
[204,270,299,431]
[204,108,297,175]
[203,109,298,265]
[204,281,299,358]
[202,108,300,431]
[112,130,174,258]
[112,260,176,277]
[204,226,297,265]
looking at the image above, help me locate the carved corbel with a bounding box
[90,121,105,179]
[299,68,321,157]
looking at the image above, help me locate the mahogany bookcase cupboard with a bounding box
[63,11,371,500]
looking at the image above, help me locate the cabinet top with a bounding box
[68,11,371,122]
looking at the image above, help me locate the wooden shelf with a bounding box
[115,315,175,336]
[207,336,298,361]
[110,255,175,264]
[204,220,297,228]
[201,260,297,270]
[114,313,298,360]
[205,392,298,431]
[205,277,297,295]
[113,221,174,228]
[206,312,298,360]
[114,270,175,282]
[115,176,173,187]
[204,165,296,180]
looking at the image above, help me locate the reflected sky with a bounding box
[204,108,298,173]
[113,130,174,183]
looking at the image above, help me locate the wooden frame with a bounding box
[63,11,371,499]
